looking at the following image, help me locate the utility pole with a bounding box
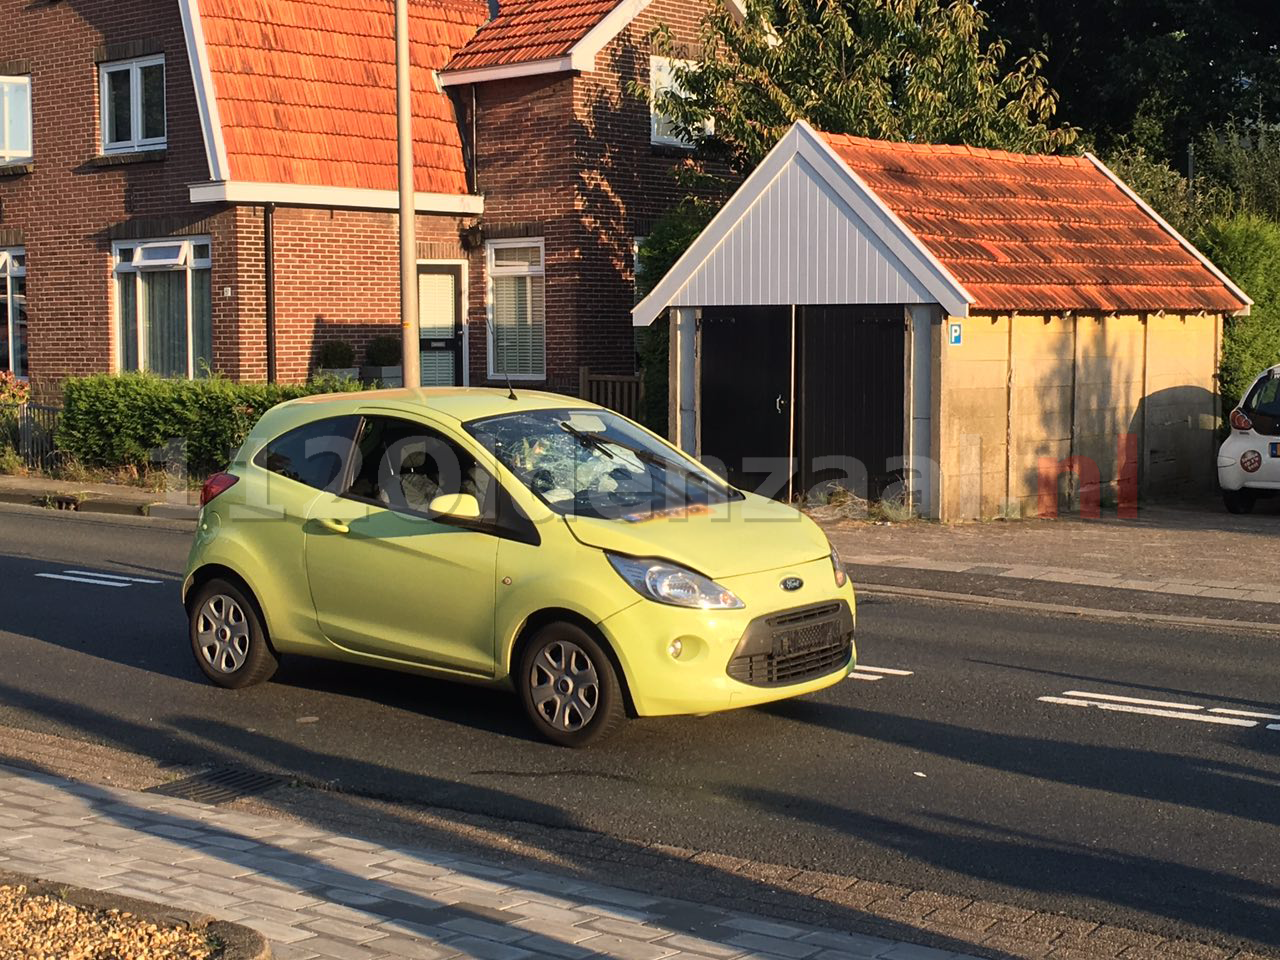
[396,0,420,387]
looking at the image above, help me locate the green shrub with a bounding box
[316,340,356,369]
[57,373,366,477]
[1196,213,1280,411]
[365,336,401,366]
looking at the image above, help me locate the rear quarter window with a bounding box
[253,416,361,492]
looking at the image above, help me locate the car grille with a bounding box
[727,602,853,688]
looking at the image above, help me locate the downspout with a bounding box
[471,83,479,194]
[264,202,277,384]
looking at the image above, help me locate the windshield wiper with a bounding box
[559,421,616,459]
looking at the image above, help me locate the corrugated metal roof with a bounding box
[198,0,487,193]
[821,133,1249,314]
[445,0,621,71]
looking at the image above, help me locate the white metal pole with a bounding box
[396,0,420,387]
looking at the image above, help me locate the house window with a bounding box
[0,248,26,377]
[0,77,32,163]
[114,238,212,378]
[100,56,165,153]
[650,57,706,148]
[487,240,545,381]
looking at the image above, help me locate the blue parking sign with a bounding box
[949,321,963,346]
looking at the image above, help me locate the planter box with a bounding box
[317,367,359,381]
[361,365,403,387]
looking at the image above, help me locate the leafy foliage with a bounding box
[1196,215,1280,411]
[316,340,356,369]
[652,0,1077,173]
[58,374,367,477]
[365,335,402,367]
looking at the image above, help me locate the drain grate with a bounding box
[145,767,286,806]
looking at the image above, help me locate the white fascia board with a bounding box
[569,0,653,70]
[438,56,574,87]
[177,0,229,181]
[189,180,484,215]
[1086,152,1253,317]
[632,121,973,326]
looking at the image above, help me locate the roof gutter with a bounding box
[189,181,484,216]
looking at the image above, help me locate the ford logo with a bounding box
[781,577,804,591]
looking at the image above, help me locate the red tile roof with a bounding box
[821,133,1248,314]
[446,0,621,72]
[198,0,488,194]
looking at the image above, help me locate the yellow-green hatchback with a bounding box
[184,388,856,746]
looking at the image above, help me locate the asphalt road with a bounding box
[0,503,1277,952]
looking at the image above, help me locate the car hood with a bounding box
[562,494,831,579]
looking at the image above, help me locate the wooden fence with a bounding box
[579,367,644,421]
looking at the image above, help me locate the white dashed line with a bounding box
[1041,689,1280,731]
[62,570,163,584]
[853,665,914,676]
[35,573,131,588]
[849,672,883,682]
[1060,690,1202,711]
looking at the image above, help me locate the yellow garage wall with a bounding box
[937,312,1223,520]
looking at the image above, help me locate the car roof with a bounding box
[285,386,601,423]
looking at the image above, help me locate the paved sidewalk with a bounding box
[0,763,982,960]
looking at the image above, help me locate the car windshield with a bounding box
[465,408,741,521]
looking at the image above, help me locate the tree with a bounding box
[980,0,1280,164]
[652,0,1077,173]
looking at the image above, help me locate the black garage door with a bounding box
[699,305,905,501]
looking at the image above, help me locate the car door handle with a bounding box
[317,518,350,535]
[776,394,784,413]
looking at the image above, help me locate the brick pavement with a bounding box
[0,762,983,960]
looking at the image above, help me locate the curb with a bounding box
[0,867,271,960]
[0,489,198,522]
[859,582,1280,634]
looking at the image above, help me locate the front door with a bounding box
[419,265,465,386]
[303,414,498,676]
[699,306,794,494]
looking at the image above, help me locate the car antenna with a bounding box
[484,316,519,400]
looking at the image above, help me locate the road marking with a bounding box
[1061,690,1202,711]
[35,573,131,588]
[1209,708,1280,720]
[853,665,914,676]
[1269,724,1280,732]
[1038,696,1258,726]
[849,672,883,682]
[62,569,163,584]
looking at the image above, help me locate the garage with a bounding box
[633,122,1252,520]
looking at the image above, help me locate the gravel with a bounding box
[0,883,219,960]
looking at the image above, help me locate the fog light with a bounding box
[668,639,684,659]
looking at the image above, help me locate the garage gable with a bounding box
[633,122,974,326]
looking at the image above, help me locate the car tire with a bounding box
[188,578,278,689]
[517,622,626,747]
[1223,489,1256,515]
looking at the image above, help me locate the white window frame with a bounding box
[99,55,166,154]
[113,238,212,378]
[0,247,25,376]
[0,76,33,163]
[485,238,546,382]
[650,57,709,148]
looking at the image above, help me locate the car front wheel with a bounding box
[518,622,626,747]
[1223,489,1257,515]
[188,578,279,689]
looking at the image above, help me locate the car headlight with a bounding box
[830,545,847,588]
[607,554,744,609]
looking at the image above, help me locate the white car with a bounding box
[1218,364,1280,513]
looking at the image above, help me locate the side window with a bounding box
[346,416,493,517]
[253,416,360,492]
[1247,376,1280,418]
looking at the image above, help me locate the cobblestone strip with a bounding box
[0,764,982,960]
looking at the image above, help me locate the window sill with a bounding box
[90,149,167,168]
[650,142,696,159]
[0,161,33,178]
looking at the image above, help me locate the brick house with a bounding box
[0,0,723,393]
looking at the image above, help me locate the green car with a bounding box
[184,388,856,746]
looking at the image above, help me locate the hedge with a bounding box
[58,373,367,476]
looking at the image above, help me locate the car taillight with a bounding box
[200,472,239,507]
[1230,409,1253,431]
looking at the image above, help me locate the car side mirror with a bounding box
[429,493,481,520]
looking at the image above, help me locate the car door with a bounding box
[303,414,499,676]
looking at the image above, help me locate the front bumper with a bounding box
[597,555,856,717]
